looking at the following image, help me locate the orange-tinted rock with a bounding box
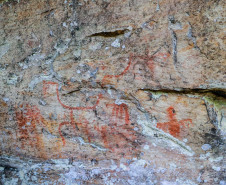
[0,0,225,184]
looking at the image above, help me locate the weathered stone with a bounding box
[0,0,225,184]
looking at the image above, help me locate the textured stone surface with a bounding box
[0,0,225,184]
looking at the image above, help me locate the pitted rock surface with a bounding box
[0,0,225,184]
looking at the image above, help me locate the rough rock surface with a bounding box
[0,0,225,184]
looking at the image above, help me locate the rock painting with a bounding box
[157,106,193,139]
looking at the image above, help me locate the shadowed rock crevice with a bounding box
[88,29,129,38]
[139,89,226,98]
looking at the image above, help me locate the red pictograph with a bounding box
[43,81,102,110]
[47,81,141,156]
[42,81,103,146]
[101,54,133,85]
[95,103,138,157]
[106,103,131,125]
[15,104,47,158]
[58,110,78,146]
[14,50,171,158]
[101,51,170,85]
[157,106,193,139]
[40,50,171,149]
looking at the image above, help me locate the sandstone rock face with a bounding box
[0,0,225,184]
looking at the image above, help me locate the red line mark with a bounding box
[78,116,91,143]
[58,110,95,145]
[58,121,70,146]
[107,103,131,125]
[99,103,139,156]
[101,54,133,85]
[106,54,133,78]
[42,81,57,97]
[99,125,109,149]
[15,109,30,149]
[58,110,80,146]
[42,81,103,146]
[123,104,130,125]
[15,102,139,158]
[43,81,102,110]
[157,106,193,139]
[101,51,170,86]
[15,104,46,158]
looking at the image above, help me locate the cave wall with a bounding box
[0,0,225,184]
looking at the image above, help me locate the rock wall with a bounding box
[0,0,225,184]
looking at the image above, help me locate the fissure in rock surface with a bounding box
[0,0,225,184]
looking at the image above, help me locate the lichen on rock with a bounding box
[0,0,225,184]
